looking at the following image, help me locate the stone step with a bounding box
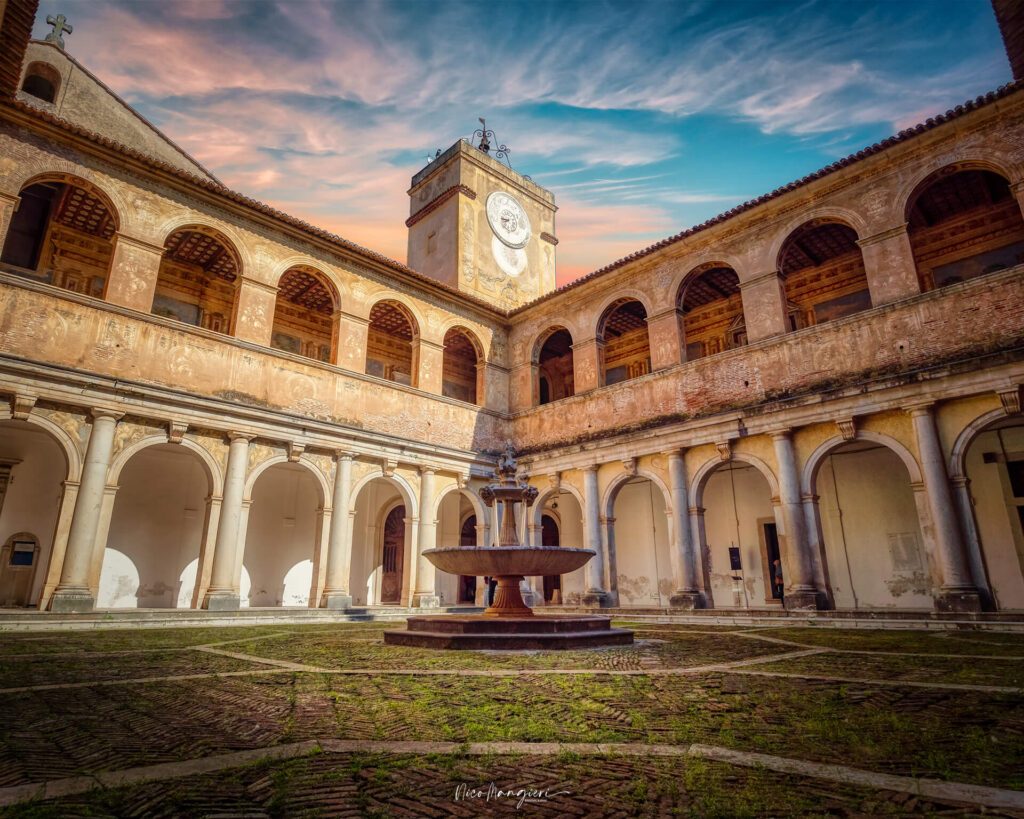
[383,627,634,651]
[406,614,614,634]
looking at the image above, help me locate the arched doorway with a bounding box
[0,420,68,608]
[436,487,482,605]
[1,176,118,296]
[609,477,671,607]
[154,226,239,334]
[271,266,339,363]
[535,327,574,404]
[811,440,931,610]
[779,220,871,328]
[366,300,418,386]
[678,264,745,360]
[241,462,323,607]
[534,488,585,605]
[963,418,1024,609]
[442,327,482,405]
[907,167,1024,290]
[99,444,211,609]
[700,461,777,609]
[350,477,413,606]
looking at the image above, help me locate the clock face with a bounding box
[486,191,531,249]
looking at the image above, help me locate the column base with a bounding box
[413,593,440,608]
[203,591,241,611]
[669,591,704,610]
[783,590,819,611]
[321,591,353,611]
[935,589,982,613]
[49,589,95,613]
[581,590,612,608]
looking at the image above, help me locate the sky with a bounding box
[34,0,1011,285]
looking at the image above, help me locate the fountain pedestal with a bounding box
[383,445,633,651]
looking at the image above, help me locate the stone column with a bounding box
[646,309,684,370]
[581,465,609,606]
[203,432,252,610]
[417,339,444,394]
[336,312,370,373]
[907,403,981,611]
[0,191,18,251]
[414,466,440,607]
[857,224,921,305]
[480,361,507,412]
[232,277,277,347]
[321,451,355,609]
[104,233,163,312]
[771,430,819,609]
[509,362,534,411]
[951,475,993,610]
[1011,181,1024,222]
[50,410,122,612]
[666,449,702,608]
[572,338,604,393]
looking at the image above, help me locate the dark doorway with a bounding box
[764,522,782,601]
[1,183,58,271]
[458,514,477,603]
[541,514,562,603]
[380,505,405,604]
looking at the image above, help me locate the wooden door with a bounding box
[380,505,405,604]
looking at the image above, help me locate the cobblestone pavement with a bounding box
[0,621,1021,816]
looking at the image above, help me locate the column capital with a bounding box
[235,275,279,296]
[90,408,124,422]
[111,231,166,254]
[663,447,686,461]
[904,401,936,417]
[581,463,600,474]
[418,464,436,477]
[738,269,782,289]
[571,337,605,351]
[769,428,794,441]
[334,449,356,462]
[226,431,256,443]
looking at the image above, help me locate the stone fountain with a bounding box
[384,444,633,650]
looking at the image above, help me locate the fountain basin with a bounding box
[422,545,594,577]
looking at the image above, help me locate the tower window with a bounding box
[21,63,61,104]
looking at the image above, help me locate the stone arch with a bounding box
[531,481,586,529]
[348,470,419,520]
[767,207,868,266]
[271,265,342,363]
[601,468,673,519]
[243,454,330,506]
[802,431,922,496]
[441,326,484,404]
[597,296,652,386]
[532,325,574,364]
[17,172,122,233]
[3,162,130,231]
[361,291,426,331]
[433,484,486,523]
[108,434,223,495]
[675,262,746,359]
[899,158,1021,223]
[690,452,780,509]
[949,407,1007,479]
[593,289,655,335]
[156,215,252,277]
[668,253,746,300]
[270,256,346,300]
[12,412,82,481]
[533,325,575,405]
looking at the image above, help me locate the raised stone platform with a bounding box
[383,614,634,650]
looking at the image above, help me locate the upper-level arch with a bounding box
[597,297,651,386]
[676,262,745,360]
[1,173,120,298]
[441,326,483,405]
[903,162,1024,291]
[153,224,241,335]
[366,298,420,387]
[20,61,62,104]
[271,265,341,364]
[533,325,575,405]
[777,218,871,329]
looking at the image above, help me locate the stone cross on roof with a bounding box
[45,14,73,49]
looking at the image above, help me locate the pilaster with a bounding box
[739,271,788,342]
[104,233,163,312]
[646,308,684,370]
[857,223,921,305]
[572,337,604,393]
[232,277,277,347]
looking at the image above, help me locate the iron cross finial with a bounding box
[45,14,73,49]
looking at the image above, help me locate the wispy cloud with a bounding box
[34,0,1008,281]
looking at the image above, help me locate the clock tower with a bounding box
[406,131,557,310]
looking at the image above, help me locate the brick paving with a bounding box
[0,622,1021,815]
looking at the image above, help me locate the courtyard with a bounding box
[0,621,1021,816]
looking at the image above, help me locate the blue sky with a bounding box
[35,0,1010,283]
